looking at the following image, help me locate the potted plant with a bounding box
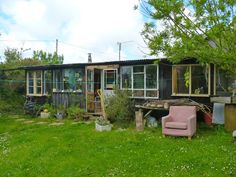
[40,103,52,118]
[95,89,112,131]
[95,117,112,131]
[56,105,66,119]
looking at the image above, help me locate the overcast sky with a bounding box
[0,0,156,63]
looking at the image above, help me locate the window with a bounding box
[27,71,43,96]
[121,67,132,89]
[104,69,117,90]
[44,70,52,95]
[172,65,210,96]
[53,69,84,92]
[120,65,159,98]
[215,67,236,96]
[87,69,94,92]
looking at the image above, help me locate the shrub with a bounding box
[67,106,86,120]
[106,89,135,122]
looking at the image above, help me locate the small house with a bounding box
[22,58,236,114]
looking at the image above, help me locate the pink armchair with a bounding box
[162,106,197,140]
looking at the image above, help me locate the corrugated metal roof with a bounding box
[19,58,167,70]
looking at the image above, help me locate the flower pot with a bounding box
[40,112,50,118]
[95,122,112,131]
[204,112,212,126]
[56,112,64,119]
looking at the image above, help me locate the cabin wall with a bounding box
[159,62,172,100]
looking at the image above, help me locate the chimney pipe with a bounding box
[88,53,92,63]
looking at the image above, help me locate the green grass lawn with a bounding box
[0,115,235,177]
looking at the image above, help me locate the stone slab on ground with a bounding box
[71,122,81,125]
[49,122,64,126]
[35,122,48,125]
[11,115,20,119]
[23,120,35,124]
[15,118,26,122]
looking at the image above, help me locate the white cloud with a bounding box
[0,0,153,63]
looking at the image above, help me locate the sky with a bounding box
[0,0,155,64]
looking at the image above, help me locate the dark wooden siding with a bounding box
[159,61,172,100]
[52,92,86,109]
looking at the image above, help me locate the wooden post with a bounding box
[135,109,144,131]
[225,104,236,131]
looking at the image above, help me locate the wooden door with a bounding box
[87,69,94,112]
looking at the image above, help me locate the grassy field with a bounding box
[0,115,235,177]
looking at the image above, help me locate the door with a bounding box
[86,68,102,113]
[86,69,94,112]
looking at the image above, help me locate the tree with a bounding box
[4,47,22,64]
[138,0,236,75]
[33,50,64,64]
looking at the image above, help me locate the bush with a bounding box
[67,106,86,120]
[0,92,24,114]
[106,89,135,122]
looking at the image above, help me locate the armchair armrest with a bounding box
[187,115,197,133]
[162,115,172,127]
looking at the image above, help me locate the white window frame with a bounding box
[172,64,211,97]
[26,70,43,96]
[120,64,159,99]
[103,69,118,91]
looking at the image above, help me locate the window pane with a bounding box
[28,72,33,79]
[36,87,41,94]
[146,90,158,97]
[133,66,144,73]
[133,90,144,97]
[29,79,33,87]
[191,65,209,94]
[121,67,132,89]
[75,69,84,92]
[36,71,41,79]
[146,65,157,89]
[104,70,116,90]
[37,79,41,87]
[173,66,189,94]
[133,74,144,89]
[29,86,33,94]
[44,70,52,95]
[87,70,94,92]
[53,70,63,91]
[216,68,235,96]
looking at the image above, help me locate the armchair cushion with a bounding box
[165,122,187,130]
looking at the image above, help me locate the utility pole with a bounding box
[117,42,121,61]
[56,39,58,55]
[117,41,133,61]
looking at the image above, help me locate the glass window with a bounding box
[53,70,63,91]
[53,69,84,92]
[146,65,157,89]
[173,66,189,94]
[172,65,210,95]
[146,90,158,97]
[133,66,144,73]
[44,70,52,95]
[27,71,42,95]
[104,70,116,90]
[133,90,144,97]
[87,69,93,92]
[28,71,34,94]
[216,68,236,96]
[133,74,144,89]
[191,65,209,94]
[121,67,132,89]
[120,65,159,98]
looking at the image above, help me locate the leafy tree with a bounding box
[4,47,22,64]
[33,50,64,64]
[138,0,236,75]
